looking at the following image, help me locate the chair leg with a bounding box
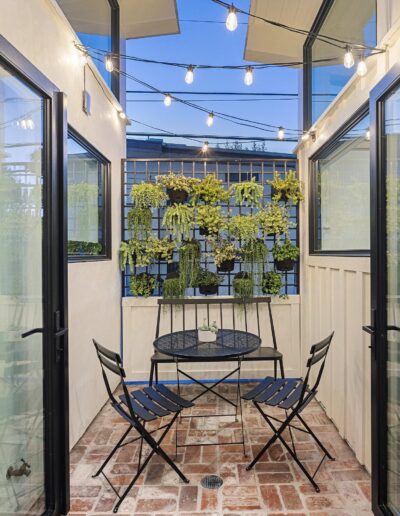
[92,425,132,478]
[155,362,159,384]
[296,413,335,461]
[149,361,155,386]
[273,360,277,379]
[279,357,285,378]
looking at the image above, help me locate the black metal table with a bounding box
[153,329,261,452]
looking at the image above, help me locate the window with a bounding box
[56,0,119,97]
[304,0,376,127]
[67,130,110,261]
[310,111,370,254]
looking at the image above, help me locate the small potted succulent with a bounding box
[162,204,195,242]
[256,202,290,237]
[156,172,200,204]
[196,268,223,296]
[198,318,218,342]
[163,272,185,299]
[130,272,158,297]
[272,239,300,271]
[212,239,238,272]
[127,206,152,239]
[228,214,259,243]
[268,170,304,204]
[196,205,227,236]
[262,271,282,296]
[191,174,229,205]
[230,177,264,207]
[233,271,254,298]
[146,236,176,263]
[130,182,167,209]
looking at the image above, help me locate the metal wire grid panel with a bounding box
[121,158,299,297]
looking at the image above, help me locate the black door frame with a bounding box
[0,36,69,515]
[369,62,400,516]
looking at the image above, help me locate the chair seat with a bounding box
[242,376,304,409]
[118,384,194,422]
[151,346,282,363]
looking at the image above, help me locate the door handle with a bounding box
[21,328,44,339]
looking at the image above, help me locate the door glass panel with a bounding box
[0,64,45,512]
[384,87,400,514]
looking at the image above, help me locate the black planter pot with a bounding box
[166,271,180,280]
[167,261,180,274]
[217,259,235,273]
[275,258,295,271]
[199,284,218,296]
[199,226,218,237]
[271,186,289,203]
[234,271,250,280]
[167,188,188,204]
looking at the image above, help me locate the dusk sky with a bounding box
[125,0,299,153]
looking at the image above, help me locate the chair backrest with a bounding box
[156,296,278,350]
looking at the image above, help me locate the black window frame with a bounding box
[67,127,111,262]
[309,103,371,257]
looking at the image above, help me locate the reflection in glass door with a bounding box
[0,64,45,512]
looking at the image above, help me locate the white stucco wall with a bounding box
[0,0,126,447]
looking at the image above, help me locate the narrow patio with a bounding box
[69,384,371,515]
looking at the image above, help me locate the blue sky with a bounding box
[125,0,299,153]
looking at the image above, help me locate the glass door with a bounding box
[369,66,400,515]
[0,39,68,514]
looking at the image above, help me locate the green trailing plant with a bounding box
[130,272,158,298]
[196,268,223,287]
[162,204,194,241]
[272,239,300,262]
[257,202,290,237]
[191,174,229,205]
[211,239,238,268]
[68,240,102,256]
[262,271,283,296]
[179,240,201,287]
[130,182,167,209]
[146,236,176,263]
[163,275,185,299]
[119,241,134,271]
[268,170,304,204]
[119,239,151,270]
[233,272,254,298]
[127,207,152,239]
[241,239,268,288]
[230,177,264,207]
[196,205,227,235]
[156,172,199,193]
[228,214,259,242]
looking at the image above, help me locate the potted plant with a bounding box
[130,272,158,297]
[272,239,300,271]
[196,268,223,295]
[191,174,229,205]
[257,202,290,237]
[163,272,185,299]
[179,240,201,287]
[130,182,167,209]
[212,239,238,272]
[262,271,282,296]
[241,239,268,285]
[198,319,218,342]
[156,172,199,203]
[228,214,259,243]
[230,177,264,207]
[146,236,176,263]
[162,204,194,242]
[233,271,254,298]
[127,207,152,239]
[119,239,152,270]
[268,170,304,204]
[196,205,227,236]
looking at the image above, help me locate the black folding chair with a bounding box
[92,339,193,513]
[242,332,335,492]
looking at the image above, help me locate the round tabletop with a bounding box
[153,329,261,360]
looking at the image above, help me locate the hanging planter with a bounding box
[233,271,254,299]
[156,172,199,204]
[217,259,235,273]
[162,204,195,242]
[146,236,176,263]
[272,240,299,272]
[196,268,222,296]
[261,271,282,296]
[267,170,304,205]
[196,205,227,237]
[163,272,185,299]
[167,188,188,204]
[179,240,201,288]
[130,272,158,298]
[211,239,238,273]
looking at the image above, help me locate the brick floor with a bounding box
[69,383,372,515]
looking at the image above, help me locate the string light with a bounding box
[202,141,209,152]
[185,65,194,84]
[105,54,114,72]
[365,129,371,141]
[206,112,215,127]
[357,56,367,77]
[119,111,127,120]
[244,66,254,86]
[164,93,172,107]
[301,132,310,142]
[19,118,35,130]
[343,46,354,69]
[277,126,285,140]
[226,4,238,31]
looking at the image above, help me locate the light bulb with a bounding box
[164,94,172,107]
[26,118,34,130]
[277,127,285,140]
[301,132,310,142]
[365,129,371,141]
[357,56,367,77]
[202,141,209,152]
[343,47,354,69]
[119,111,127,120]
[207,112,214,127]
[20,119,27,130]
[244,66,253,86]
[80,52,88,66]
[226,5,238,31]
[105,54,114,72]
[185,65,194,84]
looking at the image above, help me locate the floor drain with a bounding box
[200,475,223,490]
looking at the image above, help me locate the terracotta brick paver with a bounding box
[69,383,372,515]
